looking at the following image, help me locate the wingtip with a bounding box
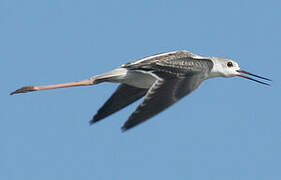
[121,123,134,132]
[121,126,127,132]
[89,114,103,125]
[89,119,96,126]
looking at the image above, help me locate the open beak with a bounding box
[236,70,271,86]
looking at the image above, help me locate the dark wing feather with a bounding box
[121,73,204,131]
[90,84,147,124]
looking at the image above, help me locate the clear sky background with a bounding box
[1,0,281,179]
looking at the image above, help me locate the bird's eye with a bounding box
[227,62,233,67]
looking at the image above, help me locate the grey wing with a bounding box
[122,51,213,77]
[122,50,203,70]
[90,84,147,124]
[121,73,205,131]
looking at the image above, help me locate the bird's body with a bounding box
[11,50,271,131]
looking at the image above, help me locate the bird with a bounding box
[10,50,271,131]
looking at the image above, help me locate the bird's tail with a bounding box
[90,68,128,84]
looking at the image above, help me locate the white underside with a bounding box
[93,68,160,89]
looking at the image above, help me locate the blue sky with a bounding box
[2,0,281,179]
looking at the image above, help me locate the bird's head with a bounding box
[210,57,271,86]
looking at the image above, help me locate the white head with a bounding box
[209,57,271,86]
[210,57,240,78]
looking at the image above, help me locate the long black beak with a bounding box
[236,70,271,86]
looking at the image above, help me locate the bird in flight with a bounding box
[11,50,271,131]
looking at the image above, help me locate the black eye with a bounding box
[227,62,233,67]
